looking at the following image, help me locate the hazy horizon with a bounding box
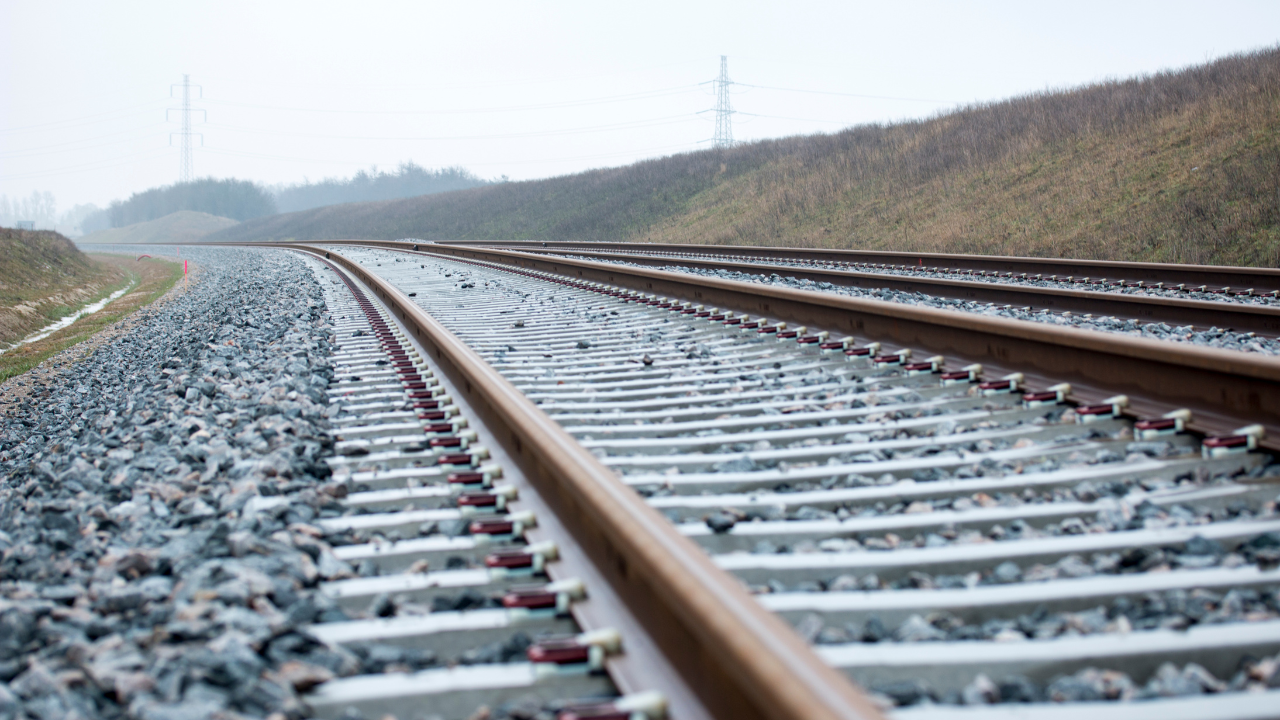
[3,0,1279,222]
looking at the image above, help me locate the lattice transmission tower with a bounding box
[168,75,205,184]
[713,56,734,149]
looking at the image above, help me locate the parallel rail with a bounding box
[443,240,1280,296]
[299,242,1280,719]
[508,247,1280,337]
[290,246,880,720]
[302,240,1280,451]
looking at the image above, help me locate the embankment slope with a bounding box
[0,228,121,345]
[207,47,1280,267]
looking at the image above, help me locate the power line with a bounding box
[167,75,205,183]
[735,82,959,104]
[0,100,169,135]
[1,64,965,190]
[198,84,702,116]
[2,112,700,180]
[202,113,698,142]
[736,111,849,125]
[0,123,168,159]
[713,56,734,148]
[466,141,702,167]
[203,140,702,169]
[0,147,171,181]
[197,58,707,94]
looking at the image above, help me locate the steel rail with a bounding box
[442,240,1280,295]
[321,242,1280,717]
[285,244,885,720]
[302,240,1280,452]
[304,255,690,719]
[508,248,1280,337]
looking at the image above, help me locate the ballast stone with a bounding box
[0,247,362,720]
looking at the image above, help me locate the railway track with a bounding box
[423,241,1280,344]
[292,253,869,720]
[272,242,1280,719]
[519,247,1280,342]
[8,242,1276,720]
[287,256,637,719]
[304,240,1280,445]
[448,240,1280,299]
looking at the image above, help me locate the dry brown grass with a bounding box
[0,255,185,384]
[208,47,1280,267]
[0,229,123,345]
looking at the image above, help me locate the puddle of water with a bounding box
[0,282,136,357]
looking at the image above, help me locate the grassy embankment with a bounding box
[0,229,125,345]
[0,230,184,382]
[208,46,1280,267]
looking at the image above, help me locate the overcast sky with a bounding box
[2,0,1278,211]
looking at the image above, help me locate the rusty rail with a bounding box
[444,240,1280,295]
[311,240,1280,451]
[285,243,885,720]
[503,248,1280,337]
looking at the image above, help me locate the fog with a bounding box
[2,0,1278,229]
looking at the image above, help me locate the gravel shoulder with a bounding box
[0,247,346,720]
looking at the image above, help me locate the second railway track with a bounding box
[279,242,1280,720]
[521,246,1280,341]
[453,240,1280,300]
[374,240,1280,340]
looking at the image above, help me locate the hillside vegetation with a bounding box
[80,211,239,245]
[207,47,1280,267]
[0,228,96,300]
[275,163,489,213]
[85,178,274,233]
[0,228,121,345]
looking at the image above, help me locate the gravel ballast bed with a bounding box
[0,247,365,720]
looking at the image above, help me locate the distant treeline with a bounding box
[0,191,58,229]
[273,163,490,213]
[78,164,488,231]
[86,178,277,230]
